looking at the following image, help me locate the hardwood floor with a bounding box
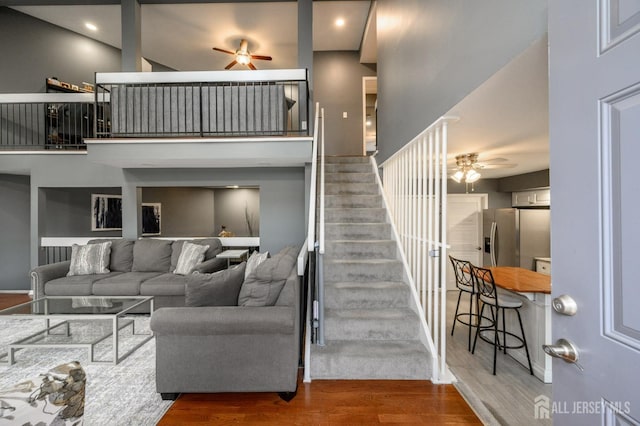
[0,293,30,310]
[159,377,482,425]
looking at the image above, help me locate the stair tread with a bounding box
[326,239,395,244]
[326,258,400,264]
[312,340,428,356]
[325,307,416,319]
[326,222,389,226]
[326,280,406,287]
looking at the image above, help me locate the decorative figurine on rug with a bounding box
[29,361,85,422]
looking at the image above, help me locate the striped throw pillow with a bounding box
[67,241,112,276]
[174,242,210,275]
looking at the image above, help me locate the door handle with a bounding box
[490,222,497,266]
[543,338,583,371]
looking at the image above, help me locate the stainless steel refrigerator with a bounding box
[483,208,550,270]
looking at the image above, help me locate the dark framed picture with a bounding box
[142,203,161,236]
[91,194,122,231]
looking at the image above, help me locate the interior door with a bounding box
[446,194,487,290]
[549,1,640,423]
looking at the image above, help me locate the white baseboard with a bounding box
[0,290,31,294]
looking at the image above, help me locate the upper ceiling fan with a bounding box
[449,153,517,183]
[212,39,272,70]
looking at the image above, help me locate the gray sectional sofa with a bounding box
[150,245,301,400]
[30,238,226,309]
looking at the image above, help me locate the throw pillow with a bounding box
[67,241,112,276]
[174,242,210,275]
[244,251,269,279]
[132,239,173,272]
[185,262,246,307]
[237,246,297,307]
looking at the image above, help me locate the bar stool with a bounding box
[449,256,479,351]
[470,264,533,375]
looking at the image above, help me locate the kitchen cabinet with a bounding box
[512,188,550,207]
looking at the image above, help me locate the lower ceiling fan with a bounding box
[449,153,517,183]
[212,39,272,70]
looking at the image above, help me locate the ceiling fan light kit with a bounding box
[451,153,482,183]
[212,38,272,70]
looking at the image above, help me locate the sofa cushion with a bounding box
[92,272,163,296]
[132,239,172,272]
[170,238,222,271]
[88,239,134,272]
[140,274,188,297]
[67,241,112,276]
[185,263,246,307]
[245,251,269,279]
[237,246,297,307]
[45,272,123,296]
[174,242,209,275]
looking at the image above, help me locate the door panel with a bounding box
[550,0,640,423]
[446,194,487,290]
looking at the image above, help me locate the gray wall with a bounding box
[498,169,549,192]
[0,7,121,93]
[314,51,377,156]
[43,187,122,237]
[447,178,511,209]
[0,7,172,93]
[0,174,30,291]
[125,168,304,254]
[214,188,260,238]
[376,0,547,163]
[141,187,216,237]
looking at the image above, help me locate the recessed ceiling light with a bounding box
[335,18,345,27]
[85,22,98,31]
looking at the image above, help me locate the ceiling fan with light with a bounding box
[212,39,272,70]
[449,153,517,184]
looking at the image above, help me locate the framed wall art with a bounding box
[142,203,161,235]
[91,194,122,231]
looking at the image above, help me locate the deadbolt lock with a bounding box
[552,294,577,316]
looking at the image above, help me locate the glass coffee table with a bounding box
[0,296,154,366]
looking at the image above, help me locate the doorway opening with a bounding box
[362,76,377,155]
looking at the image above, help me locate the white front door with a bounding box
[549,0,640,423]
[446,194,487,290]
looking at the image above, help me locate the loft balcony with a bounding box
[0,69,312,168]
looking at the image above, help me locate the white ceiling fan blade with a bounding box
[476,163,517,169]
[477,157,509,164]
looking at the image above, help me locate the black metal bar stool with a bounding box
[470,264,533,375]
[449,256,480,351]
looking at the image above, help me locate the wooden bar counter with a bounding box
[485,266,552,383]
[488,266,551,294]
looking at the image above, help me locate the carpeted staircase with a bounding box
[310,156,432,380]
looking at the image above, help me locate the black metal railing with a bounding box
[95,69,309,138]
[1,69,309,150]
[0,94,94,150]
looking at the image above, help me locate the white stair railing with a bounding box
[379,116,457,383]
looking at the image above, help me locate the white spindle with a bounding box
[379,116,456,383]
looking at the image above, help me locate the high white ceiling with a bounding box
[11,1,372,71]
[10,2,549,179]
[446,36,549,179]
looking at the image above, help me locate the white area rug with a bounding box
[0,317,172,425]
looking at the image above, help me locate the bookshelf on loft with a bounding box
[46,77,94,94]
